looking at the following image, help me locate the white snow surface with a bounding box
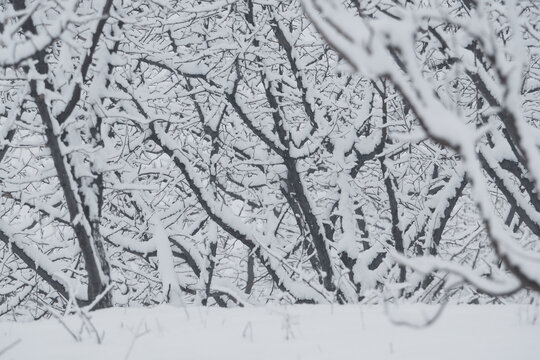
[1,304,539,359]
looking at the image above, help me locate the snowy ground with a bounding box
[1,304,539,360]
